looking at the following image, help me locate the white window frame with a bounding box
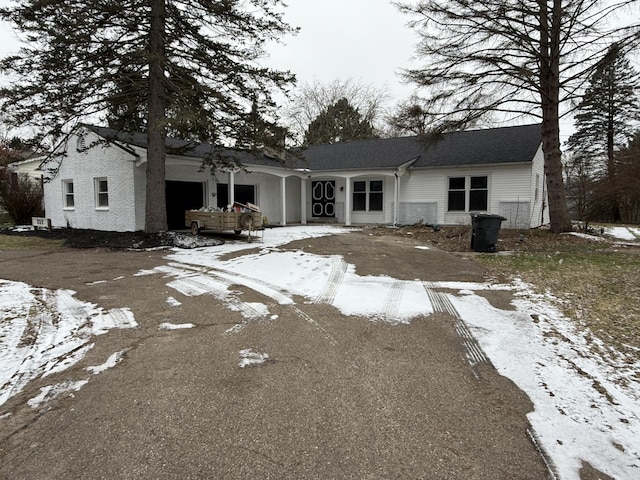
[62,180,75,209]
[94,177,109,209]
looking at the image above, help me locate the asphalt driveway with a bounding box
[0,228,549,479]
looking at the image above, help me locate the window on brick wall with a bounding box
[62,180,74,208]
[95,178,109,208]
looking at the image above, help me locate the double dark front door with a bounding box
[312,181,335,218]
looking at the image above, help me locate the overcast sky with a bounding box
[266,0,419,103]
[0,0,418,106]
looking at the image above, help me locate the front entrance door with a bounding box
[312,181,335,218]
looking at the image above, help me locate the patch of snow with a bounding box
[158,322,194,330]
[0,280,137,407]
[450,279,640,480]
[415,245,430,250]
[605,226,640,242]
[27,380,89,409]
[238,349,270,368]
[133,269,157,277]
[10,225,34,232]
[566,232,608,242]
[86,350,128,374]
[166,296,182,307]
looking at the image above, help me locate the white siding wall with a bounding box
[528,145,549,228]
[43,132,139,231]
[8,157,45,180]
[349,175,394,225]
[166,162,211,185]
[401,164,535,228]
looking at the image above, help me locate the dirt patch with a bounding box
[0,227,224,249]
[282,229,486,283]
[366,223,610,254]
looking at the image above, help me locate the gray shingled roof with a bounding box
[411,123,542,168]
[85,125,289,169]
[300,123,542,171]
[86,123,541,172]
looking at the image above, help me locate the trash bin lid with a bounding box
[470,213,506,221]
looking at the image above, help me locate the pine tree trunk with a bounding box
[539,0,572,233]
[606,75,621,222]
[145,0,168,233]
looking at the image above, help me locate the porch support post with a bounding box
[229,171,235,206]
[394,173,400,226]
[300,176,307,224]
[344,177,352,226]
[280,176,287,226]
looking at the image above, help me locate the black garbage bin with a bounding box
[470,213,506,253]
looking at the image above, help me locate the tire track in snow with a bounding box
[166,274,229,298]
[165,263,335,346]
[166,273,272,330]
[205,267,294,305]
[1,294,47,406]
[382,281,405,323]
[422,282,491,375]
[165,262,294,306]
[313,256,348,305]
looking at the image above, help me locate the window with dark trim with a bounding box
[447,175,488,212]
[448,177,466,211]
[469,176,488,211]
[353,180,383,212]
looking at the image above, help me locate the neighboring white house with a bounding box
[39,123,549,232]
[7,156,46,180]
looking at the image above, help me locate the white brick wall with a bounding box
[43,129,140,231]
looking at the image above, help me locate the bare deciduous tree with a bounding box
[395,0,640,232]
[284,78,389,146]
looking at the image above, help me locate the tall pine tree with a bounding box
[567,44,640,221]
[304,98,377,145]
[0,0,296,232]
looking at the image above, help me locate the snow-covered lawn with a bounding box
[604,225,640,242]
[1,225,638,479]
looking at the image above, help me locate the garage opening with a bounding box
[166,181,204,230]
[216,184,256,208]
